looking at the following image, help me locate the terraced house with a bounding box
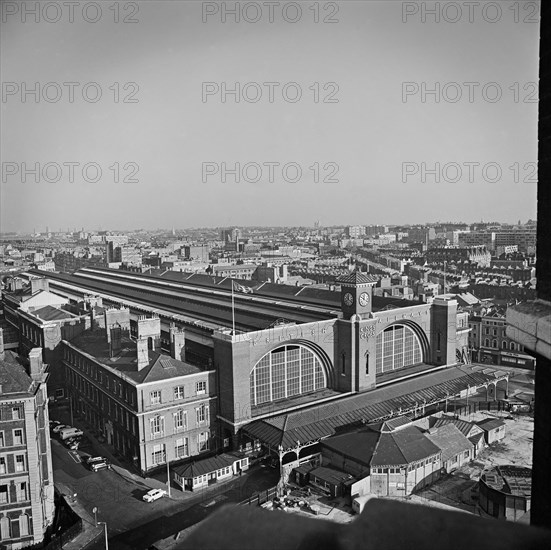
[0,338,54,549]
[61,310,217,475]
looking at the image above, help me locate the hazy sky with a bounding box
[0,1,540,232]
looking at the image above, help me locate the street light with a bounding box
[97,521,109,550]
[92,506,98,526]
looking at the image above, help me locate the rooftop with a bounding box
[0,351,33,396]
[243,365,506,450]
[482,465,532,498]
[425,423,473,463]
[371,426,440,466]
[66,330,206,385]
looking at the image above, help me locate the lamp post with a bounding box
[97,521,108,550]
[92,506,98,526]
[166,455,172,498]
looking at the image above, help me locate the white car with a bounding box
[143,489,167,502]
[52,424,68,433]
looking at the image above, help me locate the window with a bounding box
[0,457,5,474]
[0,485,8,504]
[174,410,187,431]
[376,324,423,374]
[150,415,164,439]
[196,381,206,395]
[14,429,23,445]
[196,404,209,425]
[12,407,20,420]
[55,388,65,398]
[175,437,189,458]
[198,432,209,452]
[341,352,346,375]
[510,342,516,351]
[492,340,497,348]
[19,514,29,536]
[0,432,4,447]
[150,390,161,405]
[16,483,27,502]
[250,344,327,406]
[15,455,25,472]
[484,339,490,347]
[151,444,165,465]
[464,451,470,459]
[174,386,185,400]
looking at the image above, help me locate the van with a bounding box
[352,494,376,515]
[58,427,83,441]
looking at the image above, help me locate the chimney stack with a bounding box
[109,324,122,357]
[136,337,149,371]
[137,315,161,351]
[104,307,130,342]
[30,277,49,294]
[170,324,186,362]
[28,348,43,380]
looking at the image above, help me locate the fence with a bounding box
[239,486,278,507]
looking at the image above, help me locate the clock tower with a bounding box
[338,271,378,320]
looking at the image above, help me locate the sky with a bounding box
[0,0,540,232]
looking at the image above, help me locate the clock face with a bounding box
[343,293,354,307]
[359,292,370,307]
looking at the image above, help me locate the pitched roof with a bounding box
[173,453,238,478]
[432,416,480,437]
[371,426,440,466]
[476,418,506,431]
[67,330,205,385]
[425,424,473,462]
[337,271,379,285]
[321,429,379,466]
[0,351,33,395]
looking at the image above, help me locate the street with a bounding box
[49,425,279,549]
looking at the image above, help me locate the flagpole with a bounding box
[231,281,236,335]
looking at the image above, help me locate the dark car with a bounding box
[86,456,112,472]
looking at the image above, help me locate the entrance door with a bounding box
[208,472,217,485]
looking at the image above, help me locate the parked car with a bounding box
[64,437,80,450]
[52,423,68,433]
[59,427,84,441]
[86,456,111,472]
[143,489,167,502]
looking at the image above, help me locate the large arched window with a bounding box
[376,324,423,374]
[250,344,326,406]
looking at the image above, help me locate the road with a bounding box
[50,434,279,549]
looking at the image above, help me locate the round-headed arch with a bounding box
[375,321,429,374]
[250,341,333,407]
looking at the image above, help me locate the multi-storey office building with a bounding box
[61,311,217,474]
[0,344,54,548]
